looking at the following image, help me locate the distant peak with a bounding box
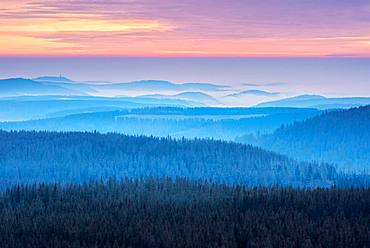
[33,76,73,83]
[241,90,278,95]
[175,92,211,97]
[288,94,326,100]
[129,80,173,84]
[226,89,279,97]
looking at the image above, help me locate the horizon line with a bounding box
[2,55,370,59]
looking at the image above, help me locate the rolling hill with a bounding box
[226,89,279,97]
[33,76,73,83]
[241,105,370,172]
[0,78,83,96]
[0,107,321,140]
[0,95,198,121]
[90,80,230,92]
[0,130,337,188]
[140,92,219,105]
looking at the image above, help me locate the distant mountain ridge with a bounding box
[0,77,229,104]
[94,80,229,92]
[226,90,279,97]
[139,91,219,105]
[0,95,197,121]
[256,94,370,109]
[2,76,370,109]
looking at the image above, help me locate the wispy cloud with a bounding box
[1,0,370,56]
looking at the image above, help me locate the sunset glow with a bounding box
[1,0,370,57]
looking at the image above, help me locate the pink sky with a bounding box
[1,0,370,57]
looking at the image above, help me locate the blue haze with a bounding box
[1,57,370,97]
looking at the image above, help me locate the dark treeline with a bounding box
[0,107,320,140]
[0,130,338,190]
[0,178,369,248]
[240,105,370,172]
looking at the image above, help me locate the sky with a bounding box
[1,1,370,97]
[1,0,370,57]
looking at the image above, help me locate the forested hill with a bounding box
[241,105,370,172]
[0,130,337,189]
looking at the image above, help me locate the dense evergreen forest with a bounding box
[0,107,320,140]
[240,105,370,172]
[0,179,369,248]
[0,130,339,189]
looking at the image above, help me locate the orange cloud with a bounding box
[1,18,169,33]
[0,34,86,56]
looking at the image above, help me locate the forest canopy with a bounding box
[0,130,339,190]
[0,179,368,248]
